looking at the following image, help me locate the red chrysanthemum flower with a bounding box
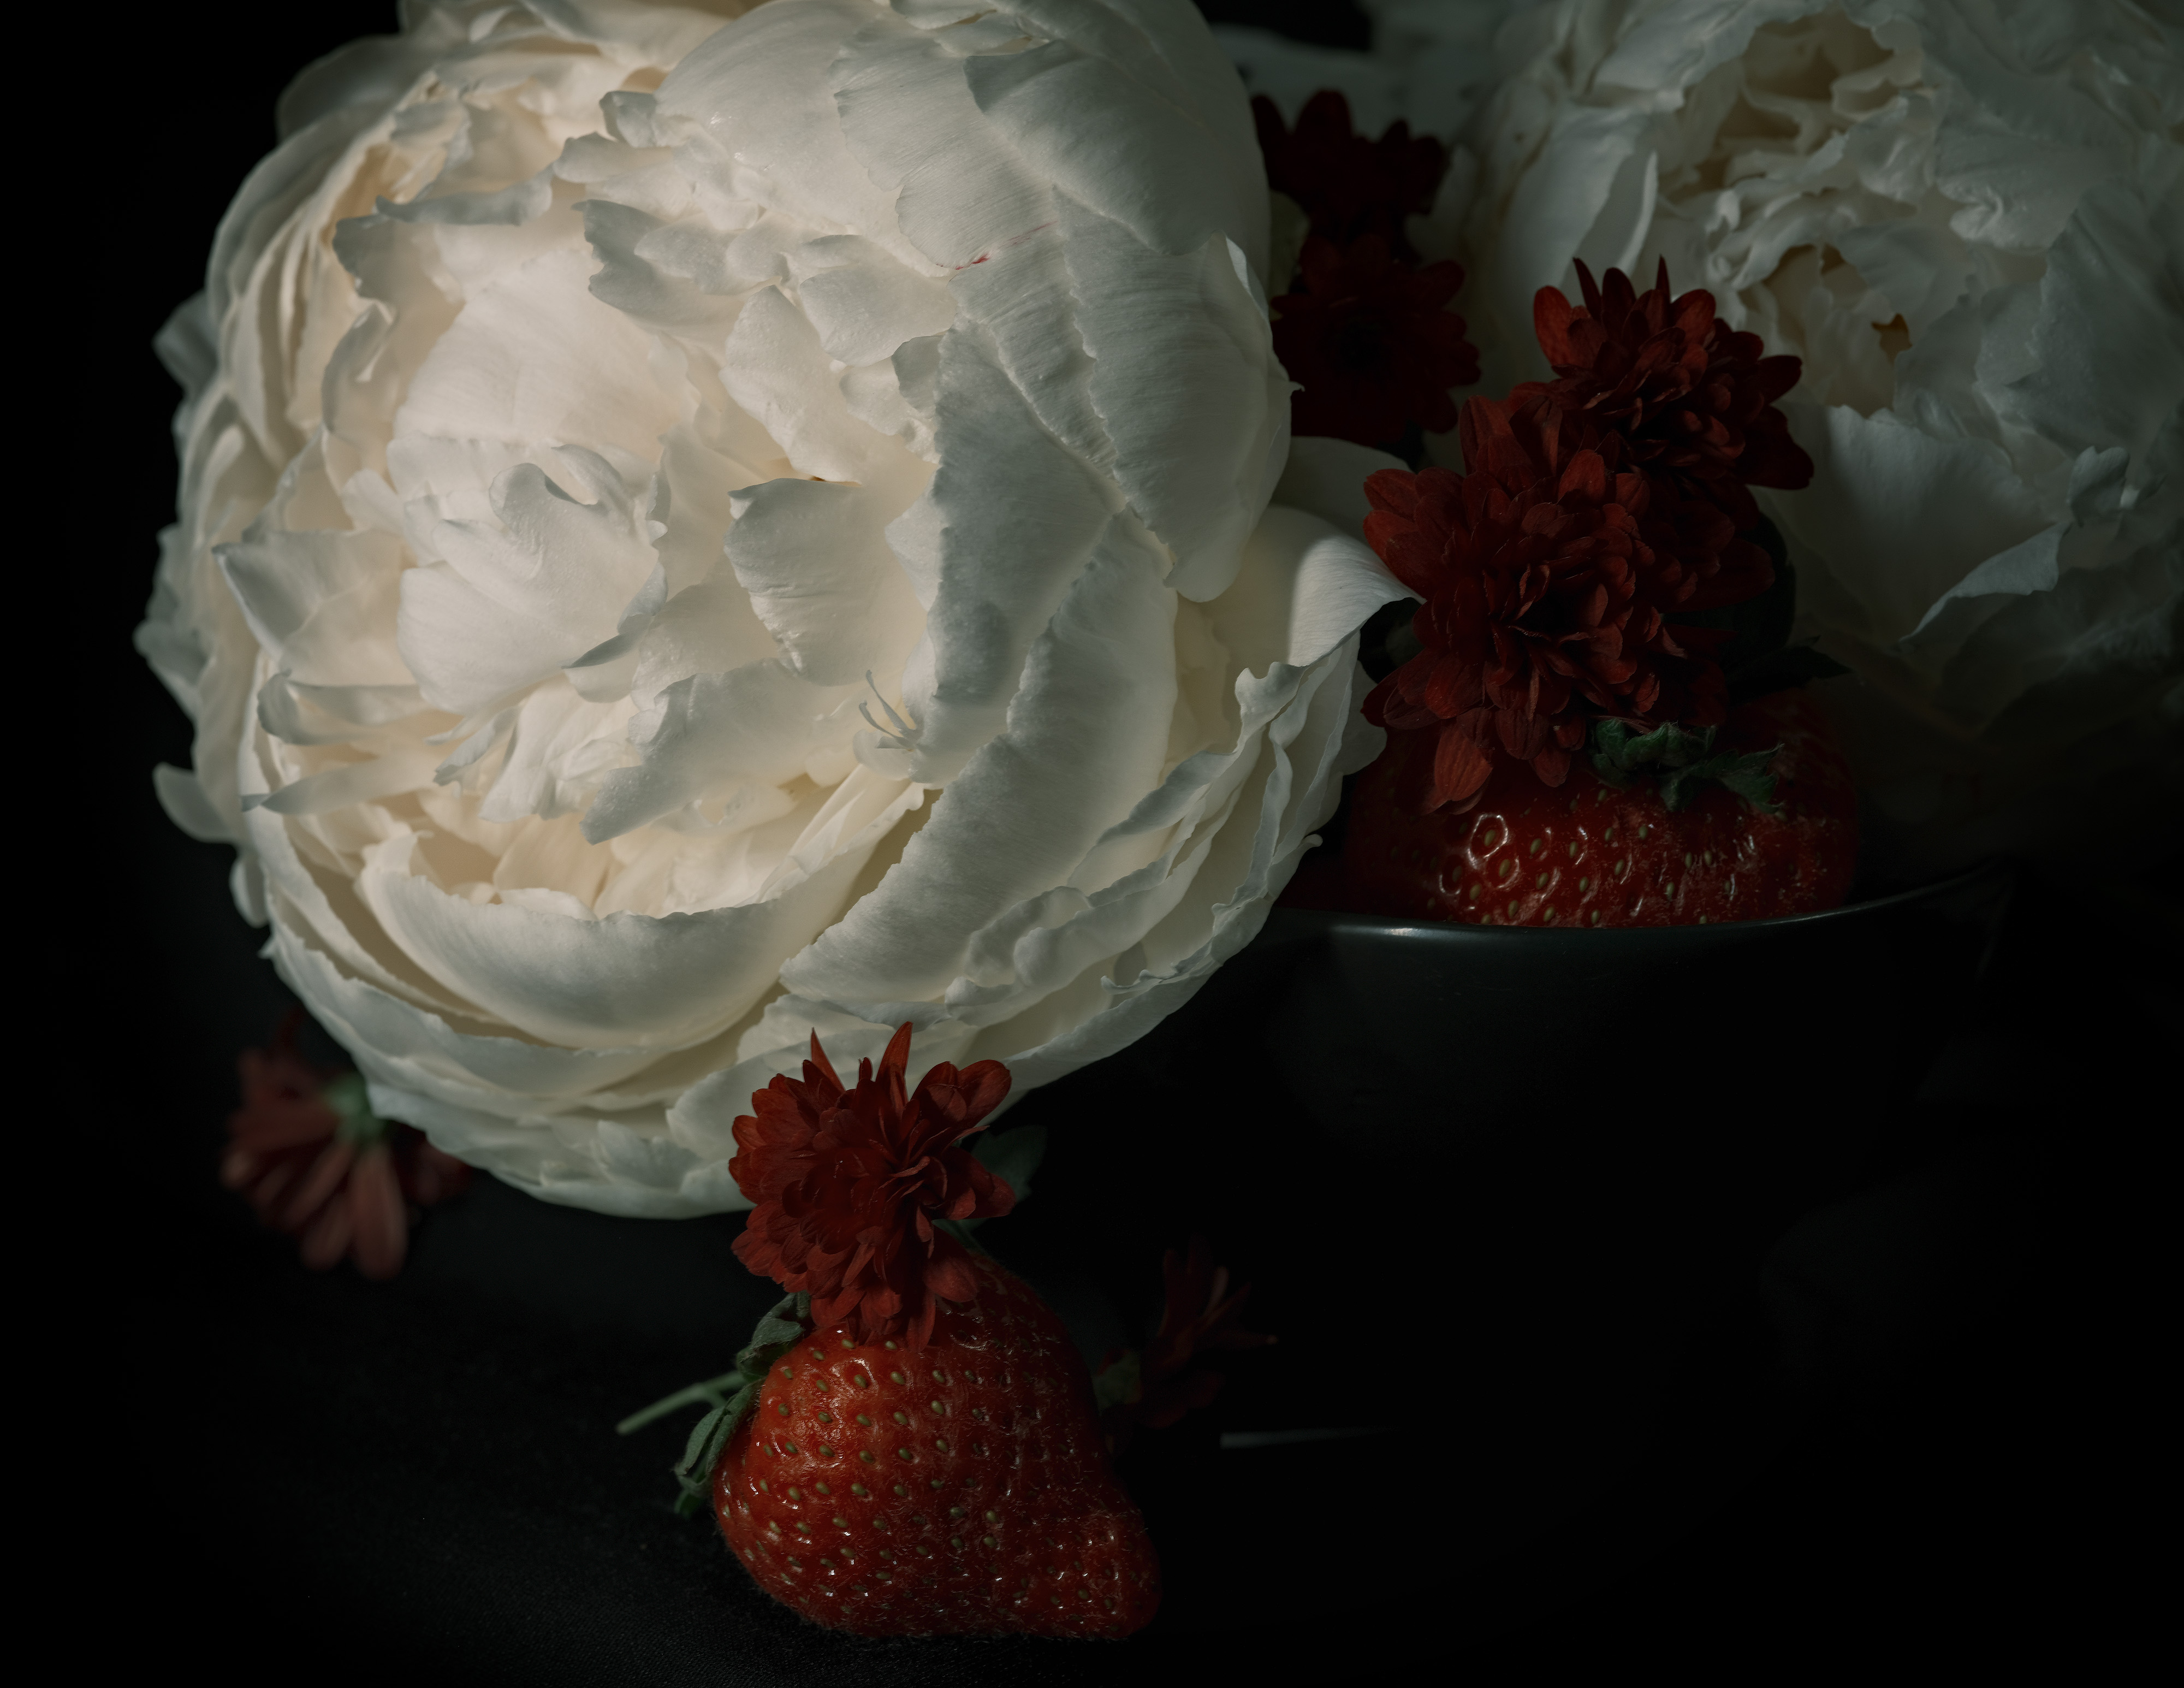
[1254,90,1447,255]
[222,1015,470,1280]
[729,1023,1015,1347]
[1274,234,1480,447]
[1094,1236,1276,1456]
[1362,396,1733,812]
[1520,259,1813,534]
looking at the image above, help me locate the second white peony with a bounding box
[1226,0,2181,872]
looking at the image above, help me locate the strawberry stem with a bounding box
[616,1291,811,1514]
[614,1373,746,1435]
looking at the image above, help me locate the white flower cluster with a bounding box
[1226,0,2183,870]
[143,0,1406,1215]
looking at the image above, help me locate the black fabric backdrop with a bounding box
[81,4,2169,1680]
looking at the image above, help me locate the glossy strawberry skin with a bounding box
[713,1254,1160,1638]
[1343,689,1857,926]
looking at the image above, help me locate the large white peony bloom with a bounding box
[1228,0,2183,872]
[141,0,1407,1215]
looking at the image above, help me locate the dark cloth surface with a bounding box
[84,3,2167,1679]
[112,848,2168,1682]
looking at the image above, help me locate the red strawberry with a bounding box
[1343,688,1857,926]
[713,1252,1160,1638]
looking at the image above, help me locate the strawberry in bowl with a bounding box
[1344,687,1857,927]
[1325,260,1859,930]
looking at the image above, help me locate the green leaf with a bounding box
[933,1216,994,1257]
[965,1123,1047,1226]
[734,1291,810,1377]
[1093,1349,1143,1415]
[321,1071,388,1150]
[1658,745,1783,815]
[670,1384,759,1506]
[1590,720,1783,815]
[1592,719,1719,781]
[617,1290,814,1513]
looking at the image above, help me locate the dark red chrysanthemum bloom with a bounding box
[729,1024,1014,1347]
[222,1015,470,1281]
[1520,259,1813,535]
[1254,90,1447,254]
[1362,397,1732,812]
[1094,1236,1275,1456]
[1274,234,1480,447]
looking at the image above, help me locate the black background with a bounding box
[82,3,2167,1680]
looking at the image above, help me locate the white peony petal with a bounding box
[355,826,873,1050]
[395,247,680,460]
[218,524,413,689]
[1773,400,2058,653]
[244,745,446,816]
[1998,161,2184,465]
[1210,506,1409,675]
[794,233,959,365]
[1482,105,1649,383]
[1057,199,1287,600]
[964,26,1255,264]
[584,659,859,841]
[726,475,929,685]
[273,915,679,1103]
[652,0,912,256]
[887,316,1122,781]
[783,528,1179,1004]
[473,683,637,824]
[719,285,925,487]
[154,763,232,843]
[1272,436,1408,538]
[828,4,1053,271]
[438,454,658,637]
[582,199,746,333]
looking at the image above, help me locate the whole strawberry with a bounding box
[620,1024,1160,1639]
[1344,688,1856,926]
[715,1252,1158,1638]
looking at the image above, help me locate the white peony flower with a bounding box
[141,0,1408,1216]
[1315,0,2181,869]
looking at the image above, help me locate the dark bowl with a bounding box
[996,861,2016,1598]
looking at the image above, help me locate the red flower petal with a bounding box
[348,1148,409,1281]
[728,1024,1017,1345]
[1273,235,1480,448]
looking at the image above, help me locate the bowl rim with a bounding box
[1264,857,2015,946]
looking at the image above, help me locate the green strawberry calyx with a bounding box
[1590,718,1784,815]
[616,1291,811,1517]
